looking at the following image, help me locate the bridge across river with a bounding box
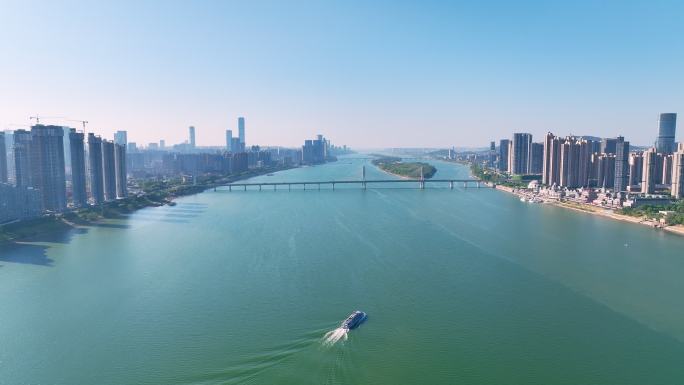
[220,178,486,191]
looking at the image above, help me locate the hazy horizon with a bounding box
[1,0,682,148]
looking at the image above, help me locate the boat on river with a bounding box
[341,311,367,330]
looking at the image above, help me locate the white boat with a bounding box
[520,197,527,202]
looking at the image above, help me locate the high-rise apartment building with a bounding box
[560,138,581,188]
[601,138,617,155]
[542,133,565,186]
[578,139,594,187]
[662,154,673,185]
[655,113,677,154]
[498,139,510,172]
[102,140,117,201]
[628,153,643,189]
[114,130,128,146]
[642,148,658,194]
[13,130,32,188]
[69,129,88,207]
[672,145,684,198]
[30,125,67,211]
[231,137,242,153]
[542,133,555,185]
[614,136,630,193]
[597,154,616,189]
[238,117,245,146]
[226,129,233,151]
[114,143,127,198]
[0,132,7,183]
[510,133,532,175]
[88,134,105,205]
[189,126,196,149]
[530,142,543,174]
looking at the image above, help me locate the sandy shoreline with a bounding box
[494,185,684,238]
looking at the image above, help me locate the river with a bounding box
[1,156,684,384]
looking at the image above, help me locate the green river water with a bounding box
[1,157,684,384]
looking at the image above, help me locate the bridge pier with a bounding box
[363,182,366,190]
[449,181,453,189]
[229,185,232,192]
[244,185,247,191]
[259,185,262,191]
[304,184,306,190]
[288,184,291,191]
[274,184,276,191]
[464,182,468,188]
[332,182,335,191]
[477,182,481,188]
[318,183,321,191]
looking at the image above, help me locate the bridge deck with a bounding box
[223,179,478,186]
[219,179,487,191]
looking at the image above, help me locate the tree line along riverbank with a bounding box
[466,162,684,236]
[371,156,437,179]
[0,165,294,244]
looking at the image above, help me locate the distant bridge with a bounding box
[220,178,486,191]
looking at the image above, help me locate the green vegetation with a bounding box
[372,157,436,179]
[0,216,73,243]
[618,200,684,225]
[1,165,294,243]
[469,163,527,188]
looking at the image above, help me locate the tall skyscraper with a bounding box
[238,117,245,146]
[231,137,242,153]
[13,130,32,188]
[498,139,510,172]
[226,129,233,151]
[510,133,532,175]
[655,113,677,154]
[601,138,617,155]
[189,126,196,148]
[4,130,15,184]
[542,133,555,185]
[560,138,580,188]
[88,134,104,205]
[102,140,117,201]
[530,142,543,174]
[578,139,593,187]
[672,145,684,198]
[613,136,630,193]
[62,126,72,175]
[29,125,67,211]
[114,143,127,198]
[114,130,128,146]
[0,132,7,183]
[662,154,673,185]
[642,148,658,194]
[69,130,88,207]
[597,154,616,189]
[543,134,566,186]
[628,153,643,189]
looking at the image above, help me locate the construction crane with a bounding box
[66,119,89,132]
[29,115,65,125]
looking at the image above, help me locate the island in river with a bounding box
[371,156,437,179]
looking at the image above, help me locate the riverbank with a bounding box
[0,165,295,245]
[494,184,684,237]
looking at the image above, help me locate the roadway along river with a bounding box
[2,157,684,384]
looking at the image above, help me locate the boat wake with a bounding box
[322,327,349,346]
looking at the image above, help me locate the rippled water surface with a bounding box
[2,157,684,384]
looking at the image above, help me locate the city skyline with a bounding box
[1,0,682,147]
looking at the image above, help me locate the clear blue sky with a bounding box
[0,0,682,148]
